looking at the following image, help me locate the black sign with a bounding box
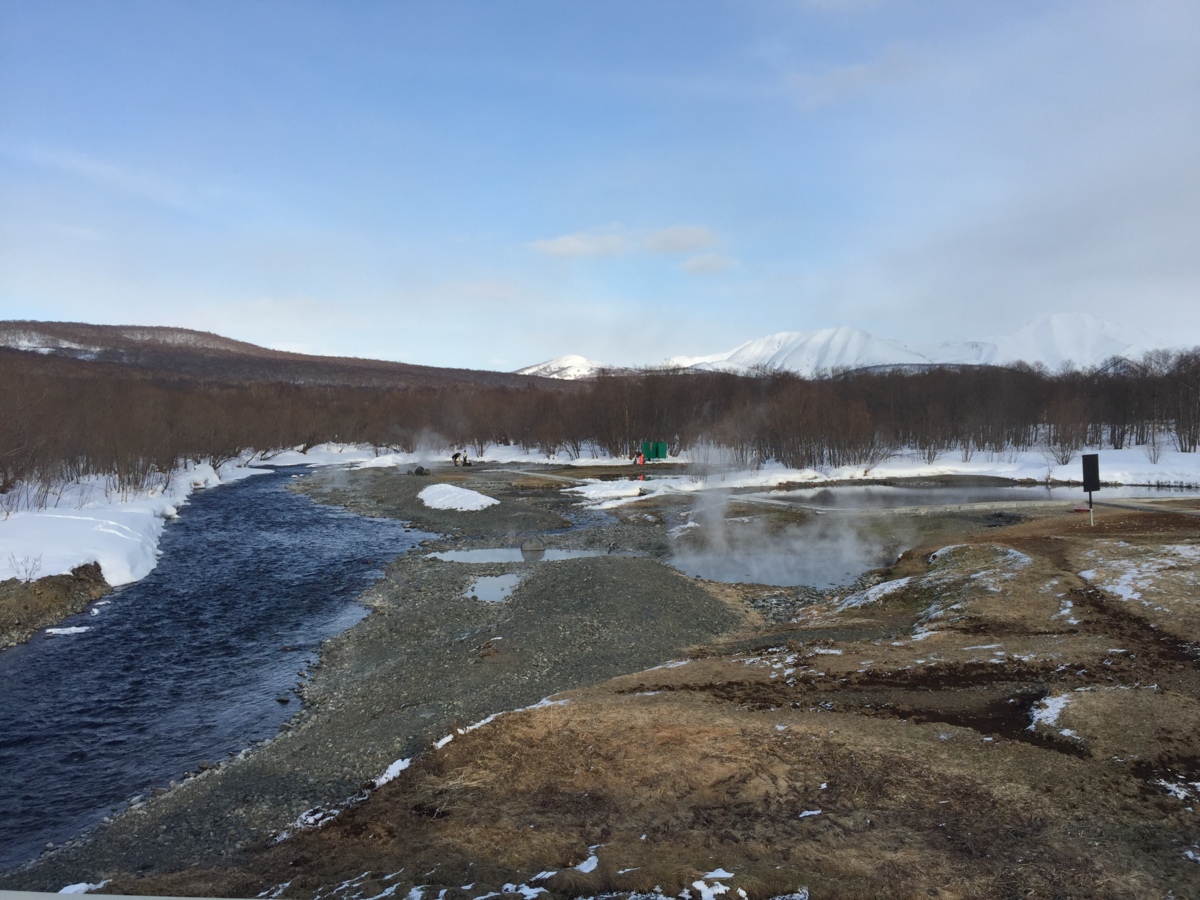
[1082,453,1100,493]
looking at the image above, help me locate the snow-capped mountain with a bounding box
[966,313,1164,369]
[517,314,1173,379]
[514,355,610,379]
[665,327,930,374]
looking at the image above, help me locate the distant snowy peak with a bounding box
[670,314,1170,377]
[514,355,608,380]
[988,313,1165,369]
[668,327,930,374]
[519,313,1172,380]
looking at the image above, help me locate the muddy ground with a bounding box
[3,464,1199,898]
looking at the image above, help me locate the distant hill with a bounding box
[518,313,1173,379]
[0,321,554,389]
[514,355,614,380]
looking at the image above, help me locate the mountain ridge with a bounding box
[0,321,555,390]
[518,313,1173,380]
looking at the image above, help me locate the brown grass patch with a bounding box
[510,476,567,490]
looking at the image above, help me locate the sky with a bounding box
[1,0,1198,371]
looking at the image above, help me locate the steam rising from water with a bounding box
[669,491,909,589]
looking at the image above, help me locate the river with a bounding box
[0,466,423,872]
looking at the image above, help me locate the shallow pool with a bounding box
[761,483,1200,510]
[467,574,522,602]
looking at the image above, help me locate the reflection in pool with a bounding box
[762,483,1200,510]
[467,574,522,603]
[669,515,902,589]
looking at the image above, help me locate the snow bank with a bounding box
[824,445,1200,488]
[417,484,499,511]
[565,445,1200,510]
[229,440,1200,490]
[0,461,267,586]
[262,442,631,470]
[58,880,110,894]
[566,461,825,509]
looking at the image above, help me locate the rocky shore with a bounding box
[0,562,111,650]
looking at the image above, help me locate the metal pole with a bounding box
[1089,490,1094,527]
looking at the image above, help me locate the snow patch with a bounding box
[691,880,730,900]
[838,577,912,610]
[375,757,411,787]
[1029,694,1073,731]
[0,459,266,586]
[502,884,547,899]
[930,545,964,561]
[58,882,110,894]
[417,484,499,511]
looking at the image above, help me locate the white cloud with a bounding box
[681,254,736,276]
[528,230,628,257]
[644,225,719,254]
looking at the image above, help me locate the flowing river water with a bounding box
[0,467,423,872]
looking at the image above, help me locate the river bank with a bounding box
[0,563,111,649]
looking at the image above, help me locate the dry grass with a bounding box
[510,475,569,490]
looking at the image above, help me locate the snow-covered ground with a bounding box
[3,441,1199,588]
[418,484,499,511]
[567,445,1200,509]
[0,461,267,585]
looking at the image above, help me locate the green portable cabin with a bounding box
[640,440,668,460]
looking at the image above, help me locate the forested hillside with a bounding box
[3,333,1198,510]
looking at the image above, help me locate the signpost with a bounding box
[1082,453,1100,526]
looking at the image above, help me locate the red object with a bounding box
[637,453,644,465]
[1073,506,1090,513]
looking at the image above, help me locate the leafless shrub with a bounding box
[7,552,43,584]
[1144,428,1163,464]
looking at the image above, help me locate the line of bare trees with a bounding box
[3,347,1199,510]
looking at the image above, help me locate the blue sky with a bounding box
[2,1,1198,369]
